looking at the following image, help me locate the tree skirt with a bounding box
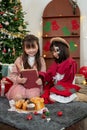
[0,97,87,130]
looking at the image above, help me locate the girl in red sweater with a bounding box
[40,37,87,103]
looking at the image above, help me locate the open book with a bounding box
[20,69,41,89]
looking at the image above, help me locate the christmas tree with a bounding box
[0,0,28,64]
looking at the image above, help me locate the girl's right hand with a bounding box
[1,78,10,84]
[17,77,27,84]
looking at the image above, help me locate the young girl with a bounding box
[4,34,46,100]
[40,37,87,103]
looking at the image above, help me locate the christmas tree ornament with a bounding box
[79,66,87,79]
[3,13,7,16]
[57,111,63,116]
[10,0,12,3]
[12,47,15,56]
[41,114,46,119]
[3,48,6,53]
[34,111,38,115]
[18,26,23,31]
[45,111,50,116]
[0,12,4,15]
[5,21,9,26]
[0,24,3,28]
[0,41,3,44]
[26,114,33,120]
[13,16,18,21]
[17,0,20,3]
[8,48,11,52]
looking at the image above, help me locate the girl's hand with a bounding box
[17,77,27,84]
[36,78,42,85]
[1,78,9,84]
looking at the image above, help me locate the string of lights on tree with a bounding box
[0,0,29,63]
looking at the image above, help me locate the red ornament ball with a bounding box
[26,114,32,120]
[79,66,87,79]
[34,111,38,115]
[57,111,63,116]
[41,114,46,119]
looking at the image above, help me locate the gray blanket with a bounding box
[0,97,87,130]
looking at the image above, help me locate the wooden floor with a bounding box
[0,117,87,130]
[65,117,87,130]
[0,123,18,130]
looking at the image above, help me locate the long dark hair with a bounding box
[22,34,41,71]
[50,41,70,63]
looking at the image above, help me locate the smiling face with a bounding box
[24,41,38,57]
[22,34,41,70]
[22,34,40,58]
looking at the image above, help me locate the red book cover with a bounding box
[20,69,41,89]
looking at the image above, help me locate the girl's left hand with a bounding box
[36,78,42,85]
